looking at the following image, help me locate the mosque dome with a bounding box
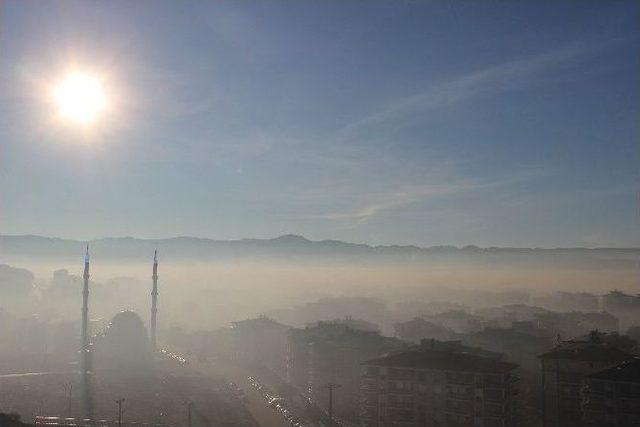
[110,310,146,336]
[94,310,151,369]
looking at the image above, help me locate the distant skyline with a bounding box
[1,1,639,247]
[1,233,639,250]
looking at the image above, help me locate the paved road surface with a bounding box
[0,371,75,378]
[193,359,288,427]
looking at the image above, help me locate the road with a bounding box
[193,358,289,427]
[0,371,75,378]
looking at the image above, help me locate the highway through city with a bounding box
[192,358,293,427]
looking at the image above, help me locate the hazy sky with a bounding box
[1,1,638,247]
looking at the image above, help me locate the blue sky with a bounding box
[1,1,638,247]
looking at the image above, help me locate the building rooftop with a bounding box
[110,310,145,330]
[363,350,518,374]
[231,315,290,330]
[307,316,380,333]
[414,339,504,360]
[588,357,640,382]
[538,344,631,362]
[289,322,405,351]
[534,310,619,322]
[395,317,453,329]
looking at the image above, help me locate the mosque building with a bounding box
[92,310,151,369]
[79,248,160,418]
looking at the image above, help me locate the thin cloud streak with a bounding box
[304,38,625,224]
[336,37,629,142]
[316,183,482,222]
[312,167,553,223]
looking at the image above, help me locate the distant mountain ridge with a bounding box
[1,234,639,266]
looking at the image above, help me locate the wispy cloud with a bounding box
[315,182,481,222]
[312,166,552,223]
[336,38,626,142]
[302,38,629,225]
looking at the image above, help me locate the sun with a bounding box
[54,72,107,124]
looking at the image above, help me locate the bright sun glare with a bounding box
[54,72,107,124]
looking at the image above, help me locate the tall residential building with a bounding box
[582,357,640,427]
[461,326,553,374]
[359,349,519,427]
[231,315,291,375]
[538,337,632,427]
[393,317,455,343]
[602,290,640,331]
[287,322,406,422]
[534,311,620,339]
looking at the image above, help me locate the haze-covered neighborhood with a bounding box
[1,236,640,426]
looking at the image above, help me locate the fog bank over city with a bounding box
[2,233,640,426]
[2,233,638,331]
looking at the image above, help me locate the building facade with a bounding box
[287,322,406,422]
[230,315,290,375]
[582,357,640,427]
[602,290,640,331]
[539,340,632,427]
[359,350,519,427]
[393,317,455,343]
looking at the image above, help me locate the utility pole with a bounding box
[116,398,125,427]
[327,383,341,427]
[187,401,193,427]
[67,383,73,418]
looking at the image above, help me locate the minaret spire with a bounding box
[81,245,90,354]
[151,249,159,351]
[80,244,93,419]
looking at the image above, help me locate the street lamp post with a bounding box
[116,398,125,427]
[66,383,73,418]
[327,383,341,427]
